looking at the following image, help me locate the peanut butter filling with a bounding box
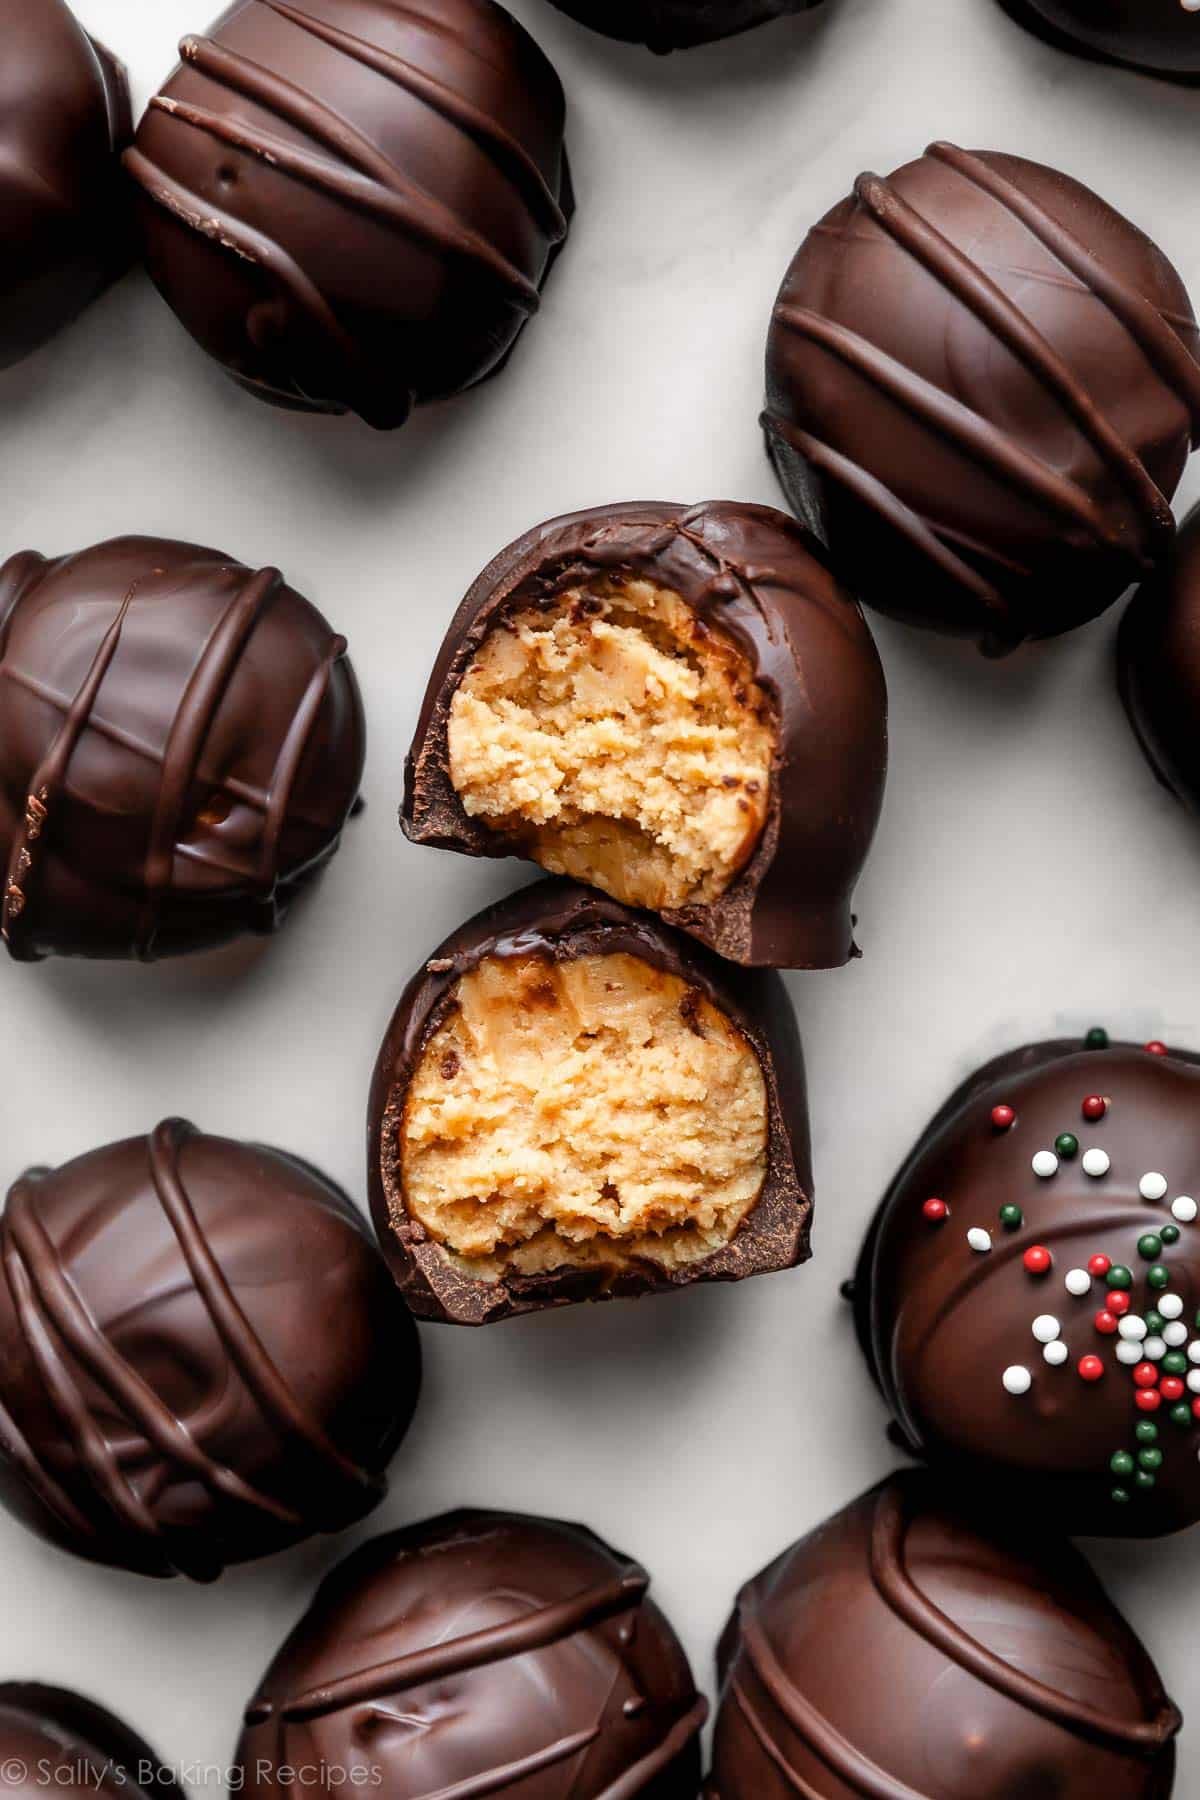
[399,950,769,1279]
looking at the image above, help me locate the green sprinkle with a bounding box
[1054,1133,1079,1159]
[1139,1234,1164,1262]
[1085,1028,1109,1049]
[998,1204,1023,1230]
[1112,1487,1131,1504]
[1145,1311,1166,1336]
[1110,1450,1136,1476]
[1171,1404,1193,1428]
[1161,1224,1181,1246]
[1162,1351,1188,1376]
[1106,1266,1133,1291]
[1148,1264,1171,1291]
[1135,1421,1159,1445]
[1138,1447,1164,1471]
[1135,1470,1158,1490]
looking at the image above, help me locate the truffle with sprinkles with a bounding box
[852,1032,1200,1536]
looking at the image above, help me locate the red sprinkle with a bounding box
[1078,1355,1105,1383]
[922,1198,948,1224]
[1108,1291,1132,1317]
[1161,1377,1186,1403]
[1136,1389,1163,1414]
[1133,1363,1160,1389]
[990,1104,1015,1130]
[1081,1095,1107,1122]
[1023,1246,1052,1276]
[1094,1311,1118,1335]
[1088,1254,1112,1278]
[1145,1041,1169,1057]
[1193,1398,1200,1422]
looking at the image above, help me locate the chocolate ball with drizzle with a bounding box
[0,536,364,961]
[853,1034,1200,1538]
[125,0,573,429]
[0,1685,182,1800]
[1000,0,1200,79]
[236,1509,707,1800]
[707,1473,1181,1799]
[543,0,824,52]
[0,1120,420,1580]
[764,142,1200,653]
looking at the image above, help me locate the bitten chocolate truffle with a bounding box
[707,1473,1181,1799]
[764,142,1200,653]
[0,1121,420,1580]
[0,536,365,961]
[0,1685,181,1800]
[368,879,811,1325]
[236,1509,707,1800]
[0,1,132,371]
[1119,505,1200,815]
[1003,0,1200,79]
[853,1034,1200,1538]
[403,502,887,969]
[125,0,572,429]
[544,0,822,52]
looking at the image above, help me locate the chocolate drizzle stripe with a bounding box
[868,1485,1182,1751]
[854,171,1173,553]
[136,565,282,959]
[407,1725,602,1800]
[251,1568,650,1723]
[927,143,1200,442]
[255,634,345,891]
[729,1678,864,1798]
[147,1121,381,1513]
[0,1390,99,1546]
[772,305,1130,553]
[594,1694,710,1798]
[734,1621,921,1799]
[259,0,568,240]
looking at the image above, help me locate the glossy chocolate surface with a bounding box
[1001,0,1200,78]
[1119,505,1200,816]
[0,0,132,371]
[0,1122,420,1579]
[0,536,365,961]
[126,0,573,428]
[855,1036,1200,1536]
[368,878,812,1324]
[0,1685,181,1800]
[545,0,822,51]
[707,1473,1180,1798]
[237,1509,706,1800]
[403,501,887,968]
[764,142,1200,652]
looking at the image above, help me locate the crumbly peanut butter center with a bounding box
[399,950,769,1279]
[446,577,776,913]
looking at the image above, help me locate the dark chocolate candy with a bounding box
[764,142,1200,653]
[0,0,132,371]
[368,878,812,1325]
[0,1685,182,1800]
[0,536,364,961]
[125,0,573,429]
[544,0,823,52]
[706,1473,1181,1799]
[0,1121,420,1580]
[236,1509,707,1800]
[1119,504,1200,814]
[403,501,887,969]
[1000,0,1200,79]
[854,1035,1200,1538]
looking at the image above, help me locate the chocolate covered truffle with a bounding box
[368,879,811,1325]
[1003,0,1200,79]
[0,536,364,961]
[0,1,132,371]
[1119,505,1200,815]
[0,1685,181,1800]
[545,0,822,52]
[764,142,1200,653]
[236,1509,707,1800]
[854,1034,1200,1537]
[125,0,572,429]
[707,1473,1181,1799]
[0,1120,420,1580]
[403,502,887,969]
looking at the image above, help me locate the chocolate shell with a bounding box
[764,142,1200,653]
[1001,0,1200,78]
[0,1685,181,1800]
[0,536,365,961]
[403,502,887,969]
[368,879,812,1325]
[0,0,132,371]
[236,1509,707,1800]
[0,1120,421,1580]
[1119,504,1200,815]
[544,0,823,52]
[125,0,573,429]
[706,1473,1181,1799]
[853,1034,1200,1538]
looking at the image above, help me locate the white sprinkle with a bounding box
[1164,1322,1189,1349]
[1003,1365,1032,1396]
[1032,1151,1059,1179]
[1082,1148,1110,1177]
[1140,1172,1168,1201]
[1159,1294,1185,1320]
[1065,1268,1092,1297]
[1172,1196,1198,1224]
[1189,1341,1200,1365]
[1043,1341,1070,1367]
[1117,1341,1144,1366]
[967,1228,992,1254]
[1032,1314,1061,1344]
[1183,0,1200,15]
[1189,1370,1200,1393]
[1118,1316,1148,1342]
[1144,1336,1167,1362]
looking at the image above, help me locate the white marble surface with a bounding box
[4,0,1200,1787]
